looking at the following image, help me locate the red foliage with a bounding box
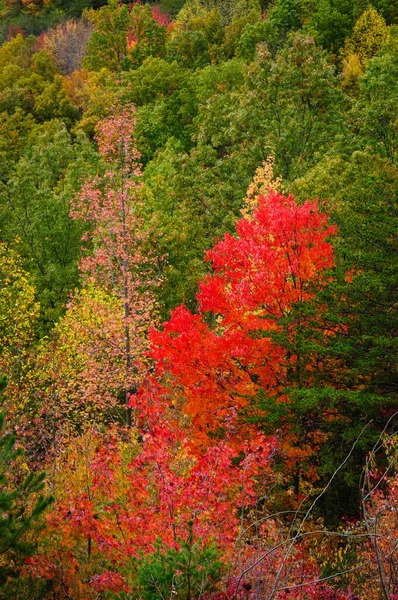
[90,571,129,593]
[32,398,274,595]
[7,25,26,40]
[150,192,336,445]
[151,4,170,27]
[28,191,345,598]
[69,107,157,426]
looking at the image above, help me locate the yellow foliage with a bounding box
[34,285,127,431]
[343,8,389,66]
[21,0,50,15]
[63,68,120,136]
[173,0,261,34]
[0,243,39,366]
[51,428,139,498]
[241,155,283,219]
[342,52,363,90]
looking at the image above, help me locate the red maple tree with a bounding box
[150,191,336,446]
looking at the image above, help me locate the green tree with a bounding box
[289,150,398,521]
[264,0,309,52]
[0,34,78,126]
[236,20,269,60]
[0,121,99,330]
[84,0,167,71]
[138,536,223,600]
[167,26,212,69]
[84,0,130,71]
[0,243,38,364]
[353,29,397,162]
[175,0,261,27]
[223,32,346,180]
[0,382,52,597]
[33,73,79,124]
[220,10,263,59]
[127,3,167,68]
[159,0,186,17]
[0,109,35,181]
[0,243,39,436]
[121,57,196,161]
[309,0,360,53]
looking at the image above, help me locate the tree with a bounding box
[62,66,120,135]
[343,7,389,65]
[40,18,94,75]
[84,0,130,71]
[241,32,346,180]
[0,34,80,124]
[291,150,398,521]
[84,0,167,71]
[174,0,261,28]
[70,107,158,426]
[23,286,132,457]
[263,0,308,53]
[0,108,35,182]
[167,8,223,69]
[126,3,167,68]
[150,190,336,449]
[309,0,359,53]
[341,8,390,89]
[1,121,99,330]
[0,379,52,598]
[354,30,398,163]
[159,0,186,17]
[0,243,38,418]
[293,151,397,408]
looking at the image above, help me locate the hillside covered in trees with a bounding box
[0,0,397,597]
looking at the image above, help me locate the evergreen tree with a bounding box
[0,378,53,596]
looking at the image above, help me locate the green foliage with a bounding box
[221,10,263,58]
[121,58,196,161]
[33,73,79,123]
[84,0,167,71]
[0,384,52,596]
[167,28,212,69]
[0,12,60,45]
[234,32,346,180]
[354,30,398,161]
[264,0,310,52]
[138,56,249,312]
[84,0,130,71]
[0,108,35,181]
[138,536,223,600]
[290,151,398,520]
[159,0,186,17]
[123,57,189,106]
[0,244,39,360]
[309,0,360,52]
[236,20,268,60]
[127,3,167,68]
[175,0,261,28]
[294,151,398,400]
[0,34,79,127]
[0,121,99,330]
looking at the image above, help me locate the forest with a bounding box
[0,0,397,597]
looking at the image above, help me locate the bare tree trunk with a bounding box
[362,460,390,600]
